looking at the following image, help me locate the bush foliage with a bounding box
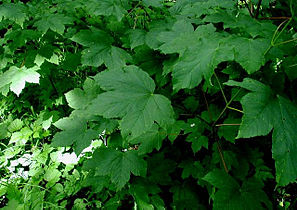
[0,0,297,209]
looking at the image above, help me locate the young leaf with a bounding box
[0,66,40,96]
[0,3,27,26]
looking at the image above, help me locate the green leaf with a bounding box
[143,0,163,8]
[225,78,297,186]
[172,35,234,90]
[129,124,166,155]
[128,29,146,49]
[0,66,40,96]
[0,3,27,26]
[187,135,208,153]
[203,170,271,210]
[52,117,99,155]
[8,119,23,133]
[83,148,147,190]
[230,37,270,74]
[157,19,195,54]
[88,66,174,137]
[34,13,73,34]
[65,78,101,110]
[84,0,128,21]
[71,28,131,69]
[130,178,164,210]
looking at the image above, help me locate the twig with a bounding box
[215,123,241,127]
[260,17,291,20]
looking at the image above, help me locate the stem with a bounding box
[214,71,227,104]
[227,106,244,113]
[217,142,229,173]
[212,88,242,126]
[260,17,291,20]
[274,37,297,46]
[202,87,212,121]
[215,123,241,127]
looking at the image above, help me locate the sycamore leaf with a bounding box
[83,148,147,190]
[128,29,146,49]
[230,37,270,74]
[88,66,175,137]
[71,28,131,69]
[0,3,27,26]
[157,19,195,54]
[65,78,101,110]
[143,0,163,8]
[225,78,297,186]
[34,13,73,34]
[51,117,99,155]
[0,66,40,96]
[172,36,234,90]
[203,170,271,210]
[84,0,128,21]
[130,179,165,210]
[129,124,167,155]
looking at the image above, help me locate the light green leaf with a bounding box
[0,3,27,26]
[88,66,174,137]
[84,148,147,190]
[225,78,297,186]
[0,66,40,96]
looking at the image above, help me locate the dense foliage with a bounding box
[0,0,297,209]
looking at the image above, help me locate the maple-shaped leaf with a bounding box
[71,28,131,69]
[88,66,175,137]
[157,19,195,54]
[143,0,163,8]
[0,66,40,96]
[83,148,147,190]
[65,78,101,110]
[203,170,271,210]
[128,124,167,155]
[84,0,129,21]
[51,117,99,155]
[130,178,165,209]
[229,37,270,74]
[225,78,297,186]
[172,34,234,90]
[0,3,27,26]
[128,29,146,49]
[4,29,40,51]
[34,13,73,34]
